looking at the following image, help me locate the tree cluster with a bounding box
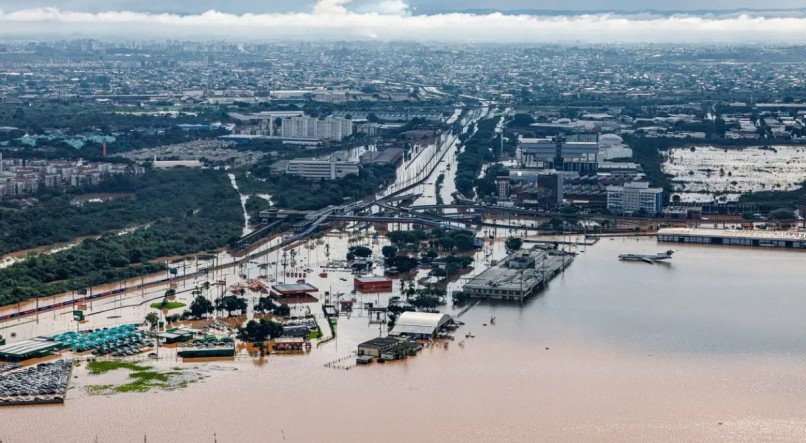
[0,169,243,306]
[237,318,284,342]
[255,296,291,316]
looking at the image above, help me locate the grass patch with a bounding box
[149,301,187,310]
[86,361,197,394]
[86,384,114,394]
[307,328,322,340]
[115,371,181,393]
[87,361,150,375]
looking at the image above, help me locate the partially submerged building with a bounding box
[157,327,196,344]
[462,248,573,302]
[271,283,318,299]
[354,276,393,292]
[0,338,61,362]
[389,311,452,340]
[657,228,806,249]
[357,336,419,361]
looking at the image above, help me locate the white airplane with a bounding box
[618,250,675,264]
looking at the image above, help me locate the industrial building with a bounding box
[597,134,633,160]
[517,134,599,173]
[501,169,564,209]
[354,276,393,292]
[462,248,574,302]
[360,148,404,165]
[177,339,236,358]
[357,336,419,360]
[388,311,452,340]
[606,182,664,215]
[657,228,806,249]
[157,327,196,344]
[272,337,310,352]
[0,338,61,362]
[271,283,318,298]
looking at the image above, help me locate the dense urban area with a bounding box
[1,39,805,440]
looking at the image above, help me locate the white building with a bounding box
[606,182,664,214]
[282,152,360,180]
[280,115,353,142]
[229,111,304,136]
[389,311,452,339]
[597,134,633,160]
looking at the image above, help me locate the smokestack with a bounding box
[102,142,107,159]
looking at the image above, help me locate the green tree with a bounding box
[454,234,474,251]
[386,255,419,273]
[144,312,160,330]
[237,318,284,342]
[381,245,398,258]
[505,236,523,251]
[255,296,277,313]
[769,208,796,220]
[216,296,248,317]
[189,296,214,319]
[348,246,373,258]
[438,237,455,251]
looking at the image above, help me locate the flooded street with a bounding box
[227,172,252,237]
[3,235,806,441]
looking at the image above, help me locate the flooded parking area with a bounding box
[0,359,71,405]
[662,145,806,202]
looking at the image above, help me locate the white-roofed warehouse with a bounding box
[389,311,451,339]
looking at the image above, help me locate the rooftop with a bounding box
[358,337,407,350]
[355,276,392,283]
[272,283,318,293]
[657,228,806,241]
[464,248,564,293]
[389,311,451,337]
[0,338,60,357]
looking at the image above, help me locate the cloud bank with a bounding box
[0,2,804,42]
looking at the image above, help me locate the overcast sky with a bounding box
[1,1,805,13]
[0,0,804,42]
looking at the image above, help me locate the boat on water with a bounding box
[618,250,674,264]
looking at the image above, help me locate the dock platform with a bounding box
[461,247,574,302]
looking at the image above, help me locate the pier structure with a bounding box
[462,247,574,302]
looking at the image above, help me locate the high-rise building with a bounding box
[606,182,664,214]
[280,115,353,141]
[496,177,510,199]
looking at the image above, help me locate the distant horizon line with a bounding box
[420,7,806,15]
[2,6,805,16]
[0,7,804,43]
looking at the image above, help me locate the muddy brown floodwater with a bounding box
[3,235,806,442]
